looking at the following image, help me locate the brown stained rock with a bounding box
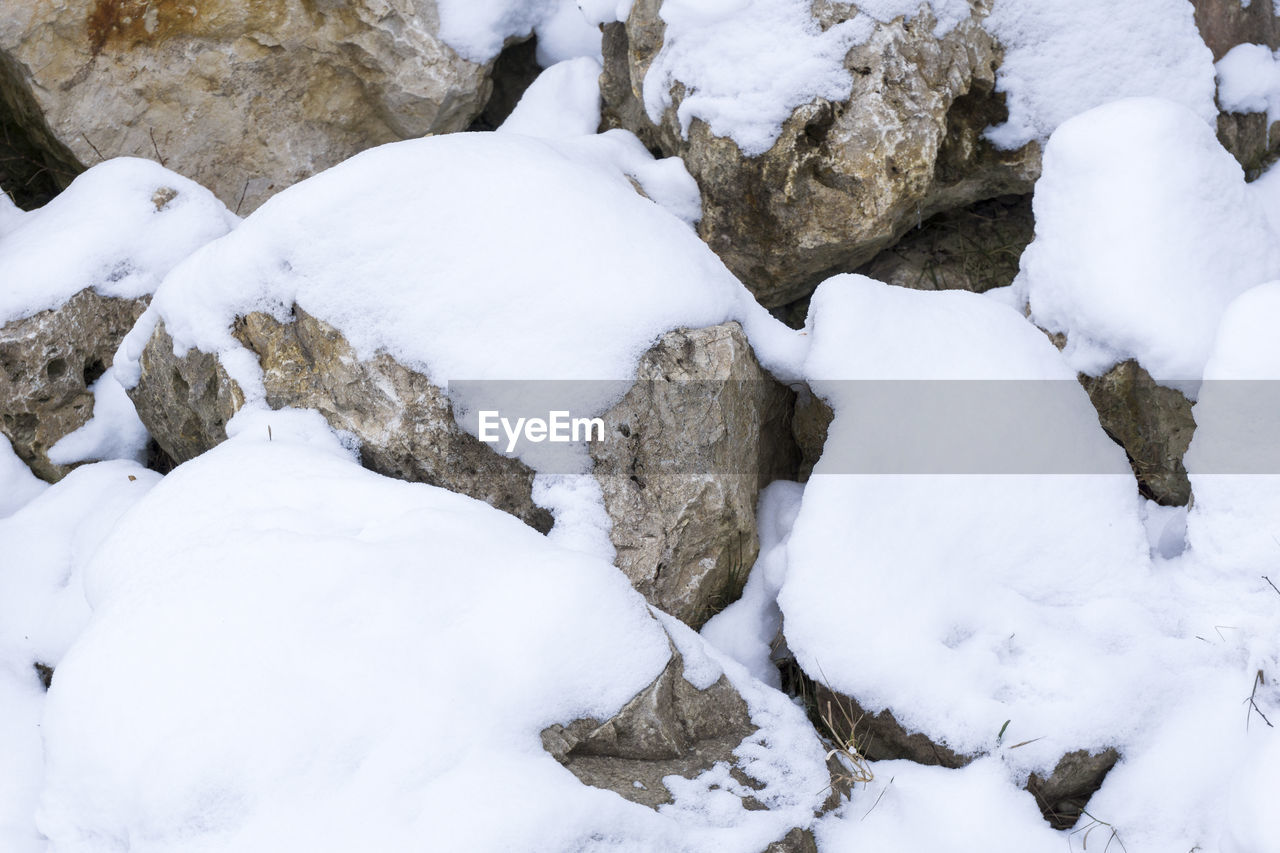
[0,0,499,212]
[130,313,799,620]
[591,323,799,628]
[0,289,145,481]
[1078,360,1197,506]
[792,386,833,483]
[601,0,1040,307]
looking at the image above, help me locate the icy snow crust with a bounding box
[118,131,799,427]
[31,411,832,852]
[0,159,235,324]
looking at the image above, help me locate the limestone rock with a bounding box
[0,289,145,481]
[1191,0,1280,175]
[592,324,799,627]
[803,676,1117,830]
[0,0,497,212]
[130,314,798,623]
[1077,360,1196,506]
[600,0,1040,307]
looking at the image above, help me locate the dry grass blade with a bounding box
[819,696,874,785]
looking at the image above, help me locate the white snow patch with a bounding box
[500,57,603,138]
[984,0,1217,149]
[0,435,47,519]
[1020,98,1280,385]
[0,158,235,324]
[0,191,25,236]
[47,372,150,467]
[437,0,600,65]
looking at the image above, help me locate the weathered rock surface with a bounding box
[544,637,843,847]
[600,0,1040,307]
[801,676,1117,830]
[592,324,798,627]
[1077,360,1197,506]
[0,0,498,212]
[131,313,799,623]
[1192,0,1280,175]
[0,289,145,482]
[854,194,1033,295]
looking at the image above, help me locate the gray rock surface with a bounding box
[0,289,145,481]
[0,0,497,212]
[600,0,1039,307]
[130,313,799,623]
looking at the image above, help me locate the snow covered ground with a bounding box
[6,1,1280,851]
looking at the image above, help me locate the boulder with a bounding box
[600,0,1039,307]
[1191,0,1280,174]
[0,0,498,212]
[0,289,145,482]
[130,313,798,625]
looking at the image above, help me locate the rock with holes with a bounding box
[1191,0,1280,174]
[600,0,1040,307]
[0,0,500,212]
[0,290,145,481]
[129,316,797,624]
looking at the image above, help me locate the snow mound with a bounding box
[0,158,236,325]
[46,372,150,468]
[35,409,828,852]
[778,275,1157,771]
[1019,98,1280,384]
[0,461,158,852]
[983,0,1216,149]
[117,131,796,421]
[1217,42,1280,128]
[641,0,874,157]
[0,436,47,519]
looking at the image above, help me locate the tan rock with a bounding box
[0,288,145,481]
[600,0,1040,307]
[0,0,496,212]
[129,314,799,623]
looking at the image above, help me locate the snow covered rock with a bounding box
[121,132,805,626]
[777,275,1156,828]
[34,411,838,852]
[0,159,233,481]
[1196,0,1280,172]
[0,0,502,212]
[599,0,1039,307]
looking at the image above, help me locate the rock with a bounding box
[854,194,1033,295]
[130,314,799,623]
[796,670,1116,830]
[0,55,78,208]
[0,0,499,212]
[1077,360,1196,506]
[1026,748,1120,830]
[0,289,145,482]
[543,635,846,831]
[1191,0,1280,175]
[791,386,833,483]
[592,324,799,627]
[600,0,1040,307]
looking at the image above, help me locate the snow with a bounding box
[436,0,601,65]
[778,275,1160,776]
[116,131,797,452]
[46,373,150,468]
[0,158,235,325]
[0,435,47,519]
[1019,98,1280,385]
[1217,42,1280,130]
[641,0,873,156]
[33,409,831,852]
[0,461,159,853]
[499,57,604,138]
[983,0,1217,149]
[0,191,25,236]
